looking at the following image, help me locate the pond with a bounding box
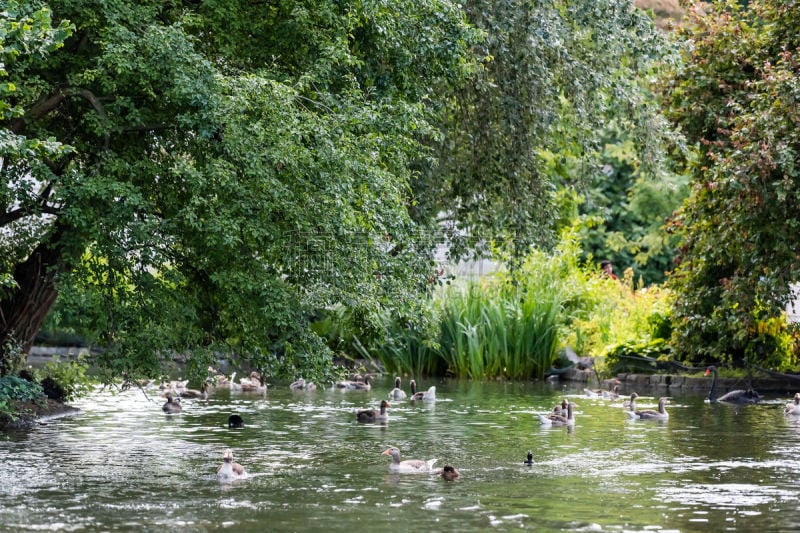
[2,376,800,532]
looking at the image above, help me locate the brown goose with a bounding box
[240,371,267,394]
[162,393,182,414]
[217,449,246,481]
[180,381,210,400]
[627,397,669,421]
[289,378,316,391]
[382,447,437,473]
[538,402,574,426]
[356,400,390,423]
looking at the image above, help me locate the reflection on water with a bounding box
[2,379,800,531]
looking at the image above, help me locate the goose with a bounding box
[228,414,244,428]
[623,392,639,411]
[409,380,436,402]
[439,465,459,481]
[382,447,437,473]
[335,374,364,389]
[552,398,569,415]
[289,378,316,391]
[538,402,574,426]
[356,400,390,423]
[705,366,762,404]
[217,449,246,481]
[388,377,407,400]
[584,380,621,399]
[350,375,372,391]
[180,381,210,400]
[227,372,242,392]
[627,397,669,421]
[240,372,267,394]
[159,379,189,392]
[162,393,182,414]
[784,393,800,415]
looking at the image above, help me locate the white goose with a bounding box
[409,380,436,402]
[217,449,246,481]
[785,393,800,415]
[382,447,437,473]
[388,377,407,400]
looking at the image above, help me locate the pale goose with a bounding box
[388,377,407,400]
[382,447,437,473]
[217,449,246,481]
[538,402,574,426]
[627,397,669,421]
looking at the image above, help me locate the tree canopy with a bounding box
[1,0,673,382]
[662,0,800,368]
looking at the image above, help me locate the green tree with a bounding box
[0,0,479,380]
[416,0,672,266]
[662,0,800,368]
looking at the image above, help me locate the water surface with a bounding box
[2,377,800,532]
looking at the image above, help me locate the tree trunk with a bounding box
[0,228,67,376]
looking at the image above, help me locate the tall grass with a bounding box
[364,234,672,380]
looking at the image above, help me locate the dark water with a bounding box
[2,377,800,532]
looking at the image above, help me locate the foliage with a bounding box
[571,122,688,285]
[0,374,45,419]
[604,338,673,374]
[566,269,675,367]
[660,1,800,368]
[33,356,93,402]
[1,1,480,382]
[420,0,674,263]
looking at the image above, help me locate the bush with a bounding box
[33,357,93,402]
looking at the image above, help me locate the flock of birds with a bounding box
[157,363,800,482]
[155,369,455,482]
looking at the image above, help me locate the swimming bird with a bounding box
[439,465,459,481]
[552,398,569,415]
[705,366,762,404]
[240,372,267,394]
[335,374,364,389]
[524,451,534,466]
[382,447,437,473]
[217,449,246,481]
[584,380,621,399]
[350,375,372,391]
[356,400,390,423]
[409,380,436,402]
[162,393,182,414]
[538,402,574,426]
[289,378,316,391]
[228,414,244,428]
[180,381,210,400]
[388,377,407,400]
[784,393,800,415]
[623,392,639,411]
[627,397,669,421]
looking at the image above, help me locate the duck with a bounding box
[538,402,574,426]
[388,377,407,400]
[162,393,182,414]
[784,393,800,415]
[524,451,534,466]
[382,447,437,473]
[356,400,390,423]
[180,381,210,400]
[627,397,669,421]
[289,378,316,391]
[409,380,436,402]
[705,365,762,404]
[439,465,459,481]
[228,414,244,428]
[216,449,246,481]
[240,371,267,394]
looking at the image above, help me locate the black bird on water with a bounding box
[228,414,244,428]
[524,451,534,466]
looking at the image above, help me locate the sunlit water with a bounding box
[2,377,800,532]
